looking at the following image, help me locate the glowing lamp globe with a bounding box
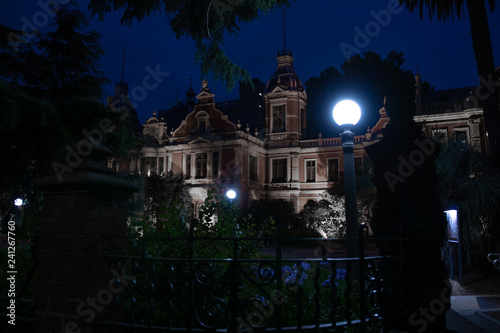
[332,100,361,126]
[14,198,23,206]
[226,189,236,200]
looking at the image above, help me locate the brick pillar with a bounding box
[33,146,137,333]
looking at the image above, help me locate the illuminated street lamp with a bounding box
[14,198,24,207]
[333,100,361,259]
[226,189,236,203]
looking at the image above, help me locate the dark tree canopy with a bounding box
[1,1,108,103]
[0,1,139,221]
[88,0,292,90]
[305,51,431,138]
[399,0,495,21]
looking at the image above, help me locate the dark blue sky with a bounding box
[2,0,500,127]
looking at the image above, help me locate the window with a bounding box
[272,158,287,182]
[212,152,219,178]
[199,120,206,134]
[196,153,207,178]
[249,155,258,181]
[455,130,467,144]
[432,129,448,143]
[354,157,362,173]
[142,157,156,175]
[185,154,191,178]
[196,111,209,134]
[272,104,286,132]
[328,158,339,181]
[306,160,316,182]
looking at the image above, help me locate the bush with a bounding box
[300,192,347,238]
[281,228,324,248]
[244,198,304,232]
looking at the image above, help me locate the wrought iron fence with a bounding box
[0,226,409,332]
[98,225,409,332]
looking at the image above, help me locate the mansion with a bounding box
[109,51,493,212]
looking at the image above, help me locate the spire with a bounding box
[283,8,286,54]
[415,64,423,115]
[185,77,196,111]
[114,45,128,98]
[121,45,126,83]
[278,8,291,57]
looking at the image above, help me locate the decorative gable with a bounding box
[172,80,237,139]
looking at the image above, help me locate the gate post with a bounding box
[33,145,137,333]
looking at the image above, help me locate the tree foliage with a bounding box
[144,172,193,229]
[1,1,108,103]
[399,0,495,21]
[88,0,292,90]
[436,140,500,265]
[244,198,303,232]
[305,51,431,138]
[0,1,139,222]
[300,192,346,239]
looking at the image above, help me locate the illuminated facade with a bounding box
[127,51,389,211]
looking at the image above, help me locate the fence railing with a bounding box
[97,226,409,332]
[0,226,410,332]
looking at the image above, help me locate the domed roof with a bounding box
[266,50,304,93]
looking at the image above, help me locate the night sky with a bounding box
[2,0,500,129]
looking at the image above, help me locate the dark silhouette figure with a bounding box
[366,107,450,332]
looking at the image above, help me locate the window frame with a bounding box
[453,127,469,144]
[249,154,258,182]
[327,158,339,181]
[432,128,448,144]
[272,104,286,133]
[271,157,288,183]
[304,159,316,183]
[196,111,209,134]
[196,153,207,179]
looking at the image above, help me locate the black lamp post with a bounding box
[333,100,361,259]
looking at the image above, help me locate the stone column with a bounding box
[207,152,213,179]
[33,145,137,333]
[290,152,299,182]
[234,147,242,183]
[190,152,196,179]
[167,153,173,172]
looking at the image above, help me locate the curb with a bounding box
[475,310,500,330]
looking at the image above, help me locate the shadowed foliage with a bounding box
[436,140,500,266]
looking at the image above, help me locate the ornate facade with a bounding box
[413,70,492,153]
[126,51,389,211]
